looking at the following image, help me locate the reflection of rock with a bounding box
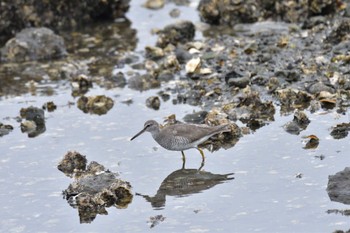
[58,151,133,223]
[327,167,350,205]
[19,106,46,137]
[137,168,233,209]
[0,123,14,137]
[1,27,67,62]
[77,95,114,115]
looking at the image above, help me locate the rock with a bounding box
[128,73,160,91]
[225,70,250,88]
[20,106,46,137]
[183,111,208,124]
[1,27,67,62]
[198,0,339,26]
[326,18,350,44]
[330,122,350,139]
[20,106,45,126]
[146,96,161,110]
[58,152,133,223]
[327,167,350,205]
[77,95,114,115]
[42,101,57,112]
[0,123,14,137]
[156,21,195,48]
[283,110,310,135]
[302,135,319,149]
[0,0,131,45]
[57,151,88,177]
[71,74,93,97]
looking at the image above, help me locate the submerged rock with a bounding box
[77,95,114,115]
[1,27,67,62]
[58,152,133,223]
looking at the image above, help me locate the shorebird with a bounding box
[130,120,231,166]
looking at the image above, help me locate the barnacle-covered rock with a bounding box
[77,95,114,115]
[71,74,93,96]
[58,152,132,223]
[128,73,161,91]
[330,122,350,139]
[156,21,195,48]
[1,27,67,62]
[146,96,161,110]
[57,151,88,177]
[20,106,46,137]
[0,0,131,45]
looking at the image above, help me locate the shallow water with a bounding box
[1,1,350,233]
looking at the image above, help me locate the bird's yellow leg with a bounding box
[197,148,205,161]
[197,148,205,171]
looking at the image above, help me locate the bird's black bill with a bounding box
[130,127,147,141]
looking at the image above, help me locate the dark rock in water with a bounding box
[57,151,88,177]
[146,96,161,110]
[77,95,114,115]
[156,21,195,48]
[58,152,133,223]
[0,123,14,137]
[0,0,130,45]
[1,27,67,62]
[225,70,250,88]
[330,122,350,139]
[327,167,350,205]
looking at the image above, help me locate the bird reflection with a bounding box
[137,163,234,209]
